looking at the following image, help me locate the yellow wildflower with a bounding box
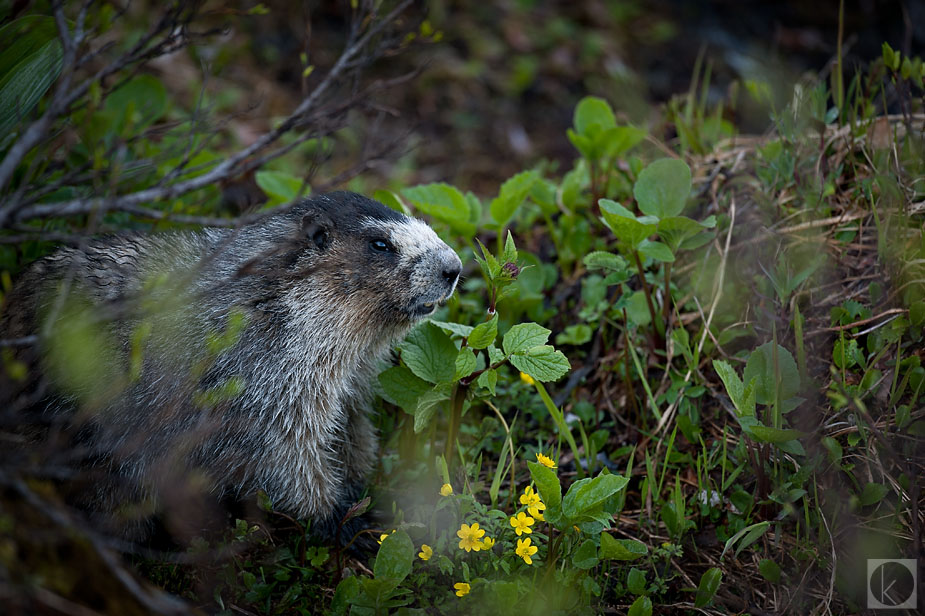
[515,537,538,565]
[509,511,535,536]
[457,522,486,552]
[520,485,546,519]
[418,544,433,561]
[454,582,470,597]
[480,536,495,550]
[440,483,453,496]
[520,372,536,386]
[536,453,557,469]
[377,529,395,545]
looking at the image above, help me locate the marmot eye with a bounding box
[370,239,393,253]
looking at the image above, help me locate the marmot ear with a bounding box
[301,212,332,250]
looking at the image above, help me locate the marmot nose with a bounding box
[442,263,461,286]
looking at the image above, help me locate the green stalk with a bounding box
[625,334,661,422]
[445,383,468,466]
[534,381,585,478]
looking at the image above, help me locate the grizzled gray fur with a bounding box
[1,192,461,534]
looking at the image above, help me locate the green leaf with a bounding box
[600,125,647,159]
[633,158,692,218]
[573,95,616,135]
[374,530,414,591]
[721,521,770,560]
[402,183,472,234]
[428,320,474,338]
[626,568,647,596]
[758,559,781,583]
[502,323,551,355]
[747,425,805,444]
[627,596,652,616]
[599,534,648,560]
[104,74,168,133]
[657,216,712,253]
[414,385,451,433]
[599,199,657,250]
[256,170,304,204]
[743,342,800,406]
[583,251,627,272]
[555,324,592,346]
[572,539,599,570]
[624,291,652,327]
[527,461,561,510]
[400,323,458,384]
[467,313,498,349]
[562,473,629,520]
[637,239,675,263]
[858,482,889,507]
[378,365,431,412]
[508,345,570,382]
[454,347,477,380]
[490,170,538,227]
[477,368,497,395]
[0,16,63,135]
[373,189,410,214]
[331,576,360,615]
[694,567,723,607]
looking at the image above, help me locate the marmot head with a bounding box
[253,192,462,336]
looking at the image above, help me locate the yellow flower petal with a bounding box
[454,582,470,597]
[418,544,433,561]
[520,372,536,386]
[536,453,557,469]
[440,483,453,496]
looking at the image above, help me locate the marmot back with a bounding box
[0,191,462,538]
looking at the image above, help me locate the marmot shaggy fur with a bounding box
[1,191,461,536]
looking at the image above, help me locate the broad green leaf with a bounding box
[747,425,805,444]
[626,568,647,595]
[0,16,63,135]
[508,345,570,382]
[414,385,451,433]
[467,313,498,349]
[105,74,168,133]
[758,559,781,583]
[573,95,616,135]
[660,502,683,538]
[637,239,675,263]
[600,534,648,560]
[330,576,360,615]
[714,360,744,412]
[555,324,592,346]
[858,482,889,506]
[633,158,692,218]
[454,347,477,380]
[428,320,474,338]
[694,567,723,607]
[527,461,561,510]
[490,170,538,227]
[599,199,657,250]
[400,323,458,384]
[743,342,800,406]
[657,216,711,253]
[721,521,770,559]
[502,323,551,355]
[600,125,647,158]
[583,251,627,271]
[256,170,304,204]
[373,189,410,214]
[562,473,629,519]
[374,530,414,590]
[627,596,652,616]
[572,539,599,569]
[378,365,430,412]
[402,183,472,233]
[624,291,652,327]
[477,368,497,395]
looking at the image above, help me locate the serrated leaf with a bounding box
[572,539,599,569]
[477,368,497,394]
[583,251,627,271]
[490,170,538,227]
[527,461,562,510]
[454,347,477,380]
[378,365,431,412]
[468,313,498,349]
[0,16,63,135]
[637,239,675,262]
[414,385,451,433]
[428,319,474,338]
[502,323,551,355]
[743,342,800,406]
[634,158,692,218]
[600,534,648,560]
[509,345,570,382]
[694,567,723,607]
[400,323,458,384]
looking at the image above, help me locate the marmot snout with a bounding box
[1,191,461,535]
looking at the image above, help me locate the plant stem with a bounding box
[445,383,468,466]
[662,262,672,328]
[632,251,659,340]
[534,381,585,478]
